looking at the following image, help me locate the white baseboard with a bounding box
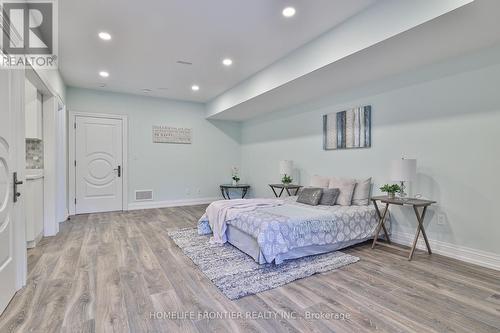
[58,212,69,223]
[128,197,219,211]
[391,231,500,271]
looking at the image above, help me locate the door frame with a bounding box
[26,67,66,237]
[68,111,128,215]
[13,69,28,290]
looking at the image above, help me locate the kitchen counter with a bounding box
[25,169,44,248]
[26,169,44,180]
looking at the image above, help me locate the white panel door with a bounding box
[0,69,18,314]
[75,116,123,214]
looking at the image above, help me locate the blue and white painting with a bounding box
[323,105,371,150]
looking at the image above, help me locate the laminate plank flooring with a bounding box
[1,205,499,332]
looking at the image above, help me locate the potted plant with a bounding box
[282,174,293,185]
[231,166,240,185]
[380,184,401,199]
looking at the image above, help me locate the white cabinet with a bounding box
[25,80,43,140]
[26,171,44,248]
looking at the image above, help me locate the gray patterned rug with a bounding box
[167,228,360,300]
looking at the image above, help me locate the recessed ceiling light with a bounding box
[222,58,233,66]
[142,88,152,93]
[99,83,106,88]
[191,85,200,91]
[282,7,296,18]
[99,71,109,78]
[98,32,112,41]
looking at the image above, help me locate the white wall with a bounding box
[240,56,500,259]
[42,96,60,236]
[66,87,240,207]
[56,103,67,222]
[34,68,66,103]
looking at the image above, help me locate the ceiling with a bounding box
[207,0,500,121]
[59,0,376,102]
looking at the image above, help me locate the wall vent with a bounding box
[176,60,193,65]
[135,190,153,201]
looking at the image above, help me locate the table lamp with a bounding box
[390,158,416,198]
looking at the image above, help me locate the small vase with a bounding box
[388,192,396,199]
[232,180,238,186]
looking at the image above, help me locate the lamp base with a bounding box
[398,181,407,198]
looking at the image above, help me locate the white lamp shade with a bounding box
[280,160,293,175]
[391,159,416,182]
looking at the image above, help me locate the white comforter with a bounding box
[201,199,284,244]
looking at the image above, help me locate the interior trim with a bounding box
[128,197,218,211]
[391,231,500,271]
[68,110,129,215]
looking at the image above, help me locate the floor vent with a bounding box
[135,190,153,201]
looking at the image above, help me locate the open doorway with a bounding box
[23,69,68,240]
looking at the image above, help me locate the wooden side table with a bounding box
[269,184,302,197]
[220,184,250,199]
[371,196,436,260]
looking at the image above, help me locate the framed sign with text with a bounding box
[152,126,192,144]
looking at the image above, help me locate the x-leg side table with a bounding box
[371,196,436,260]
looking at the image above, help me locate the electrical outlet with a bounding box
[185,188,191,195]
[437,213,446,225]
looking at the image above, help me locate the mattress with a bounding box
[226,225,375,265]
[199,197,390,264]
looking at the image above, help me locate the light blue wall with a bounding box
[67,87,241,204]
[240,51,500,255]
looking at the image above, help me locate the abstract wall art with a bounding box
[323,105,371,150]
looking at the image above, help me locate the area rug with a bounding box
[167,228,360,300]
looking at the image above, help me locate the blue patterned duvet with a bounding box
[198,197,390,263]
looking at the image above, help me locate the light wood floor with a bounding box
[1,205,499,333]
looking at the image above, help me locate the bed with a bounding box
[198,196,390,264]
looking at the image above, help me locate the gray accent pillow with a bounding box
[296,187,323,206]
[319,188,340,206]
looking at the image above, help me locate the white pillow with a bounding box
[328,177,356,206]
[309,175,329,188]
[352,177,372,206]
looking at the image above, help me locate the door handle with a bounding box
[114,165,121,177]
[13,172,23,203]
